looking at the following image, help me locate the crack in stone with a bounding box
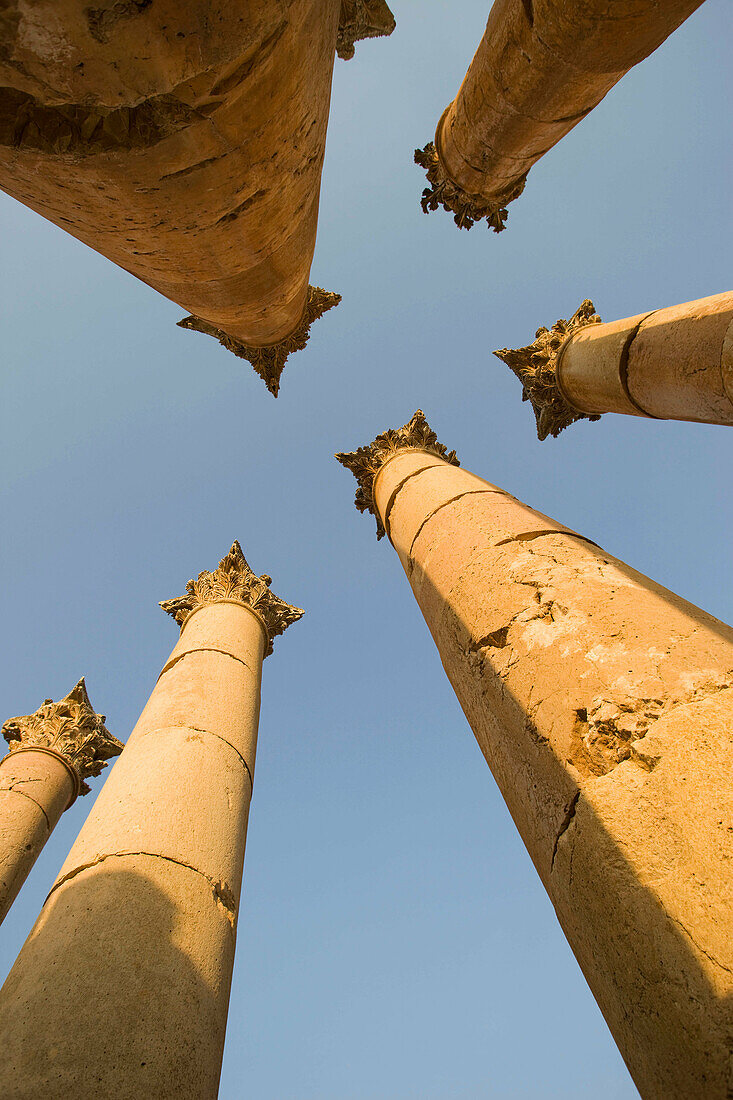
[158,647,255,680]
[551,790,580,871]
[407,489,503,560]
[47,850,238,925]
[1,783,51,832]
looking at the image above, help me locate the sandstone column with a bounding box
[495,293,733,438]
[0,2,396,393]
[337,411,733,1098]
[415,0,704,232]
[0,679,122,926]
[0,542,302,1100]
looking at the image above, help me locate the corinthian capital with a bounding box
[336,409,459,539]
[178,286,341,397]
[414,142,526,233]
[495,300,603,440]
[160,541,304,657]
[337,0,396,60]
[2,679,123,796]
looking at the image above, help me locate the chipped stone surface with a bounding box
[370,449,733,1099]
[418,0,704,230]
[0,564,298,1096]
[0,0,342,373]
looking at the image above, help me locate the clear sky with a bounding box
[1,2,731,1097]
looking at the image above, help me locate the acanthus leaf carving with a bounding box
[494,299,603,440]
[2,679,123,796]
[178,286,341,397]
[160,540,303,657]
[336,409,459,539]
[414,142,526,233]
[337,0,396,61]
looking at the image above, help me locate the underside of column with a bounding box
[415,0,705,231]
[0,1,396,393]
[495,293,733,438]
[337,413,733,1098]
[0,544,303,1099]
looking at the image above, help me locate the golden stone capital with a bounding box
[336,409,459,539]
[414,139,526,233]
[178,286,341,397]
[160,541,304,657]
[2,679,123,797]
[495,300,603,440]
[337,0,396,61]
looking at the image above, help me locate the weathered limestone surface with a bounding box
[497,293,733,438]
[0,679,121,925]
[0,544,302,1099]
[0,1,348,388]
[338,413,733,1099]
[415,0,705,231]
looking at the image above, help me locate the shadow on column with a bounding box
[0,857,235,1099]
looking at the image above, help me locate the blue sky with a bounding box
[1,2,731,1096]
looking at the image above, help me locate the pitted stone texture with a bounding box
[0,856,237,1099]
[374,454,733,1099]
[0,751,74,924]
[421,0,704,228]
[0,0,341,356]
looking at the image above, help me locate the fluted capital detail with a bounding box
[2,679,122,796]
[160,541,303,657]
[178,286,341,397]
[336,409,459,539]
[337,0,395,60]
[495,299,603,440]
[414,142,526,233]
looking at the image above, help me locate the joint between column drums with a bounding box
[616,310,662,420]
[2,747,81,809]
[407,489,507,561]
[178,598,270,651]
[375,450,446,540]
[157,646,257,681]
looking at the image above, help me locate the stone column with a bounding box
[0,542,302,1100]
[337,411,733,1099]
[0,679,121,926]
[495,293,733,439]
[415,0,704,232]
[0,1,391,394]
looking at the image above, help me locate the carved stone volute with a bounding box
[495,300,603,440]
[2,679,123,797]
[160,541,304,657]
[337,0,396,60]
[336,409,459,539]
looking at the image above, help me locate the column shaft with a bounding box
[416,0,704,229]
[560,292,733,425]
[0,751,74,925]
[371,448,732,1098]
[0,1,339,349]
[0,601,264,1099]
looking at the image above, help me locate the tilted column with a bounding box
[0,2,396,393]
[415,0,704,232]
[0,542,302,1099]
[0,679,121,926]
[337,411,733,1099]
[495,294,733,439]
